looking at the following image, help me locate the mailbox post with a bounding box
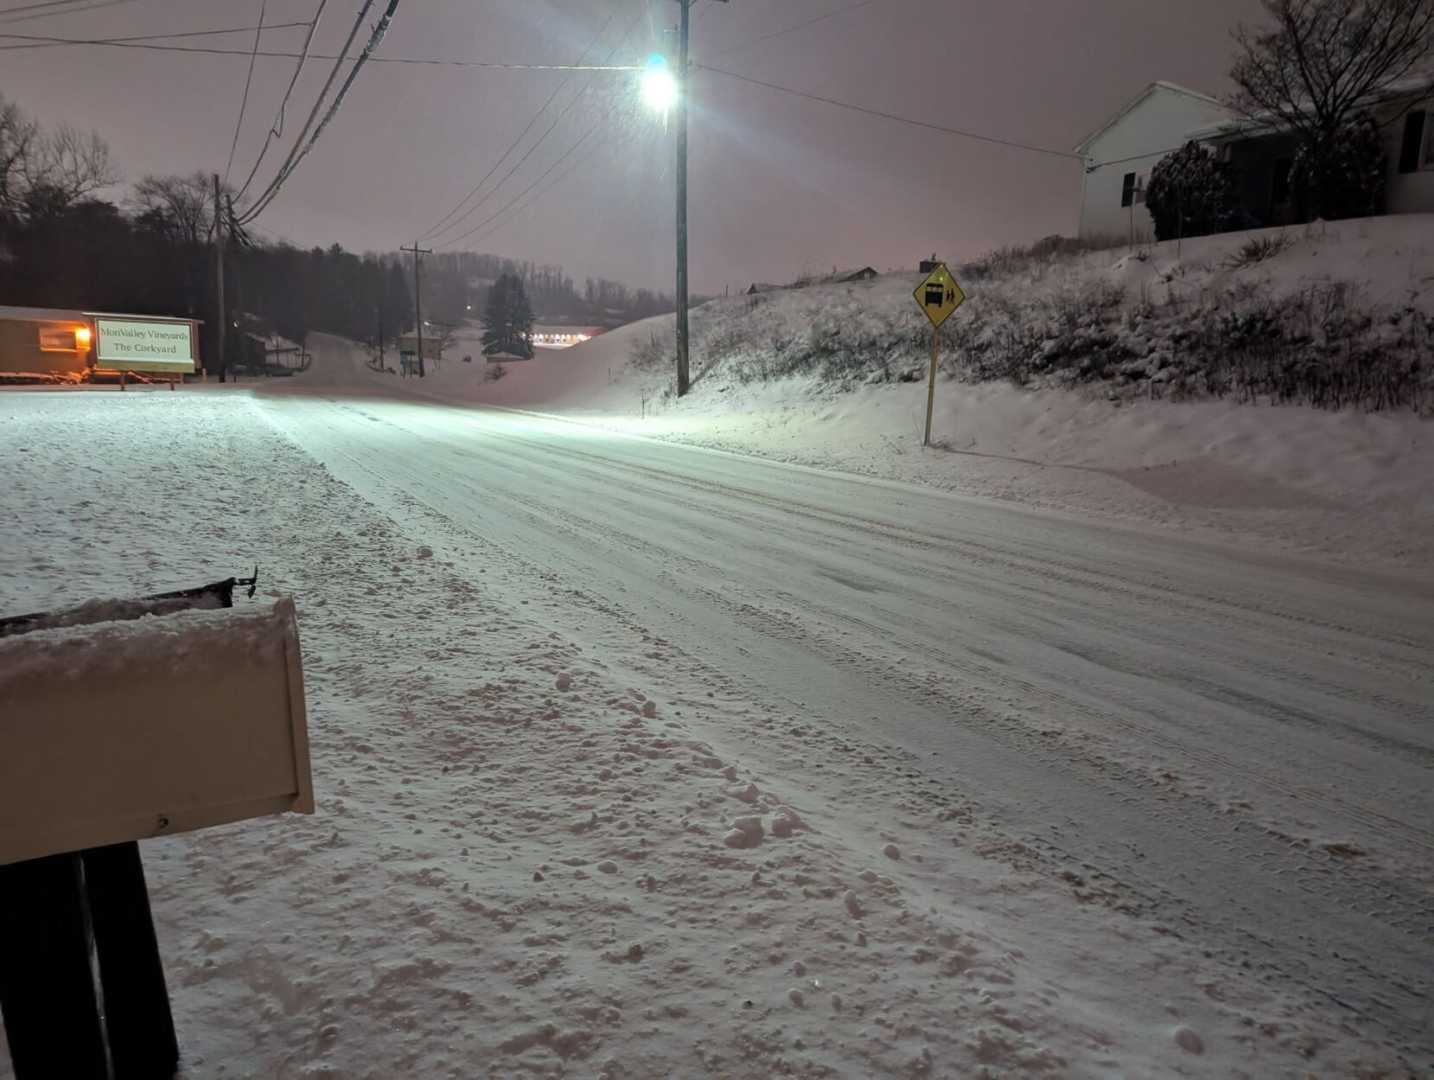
[0,582,312,1079]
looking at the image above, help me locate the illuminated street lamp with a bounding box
[640,54,678,115]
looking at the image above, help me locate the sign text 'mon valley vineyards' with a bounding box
[94,319,197,373]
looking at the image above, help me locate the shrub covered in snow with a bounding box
[673,223,1434,414]
[1145,141,1241,242]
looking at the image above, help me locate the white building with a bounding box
[1075,82,1239,244]
[1077,75,1434,242]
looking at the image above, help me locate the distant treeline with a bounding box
[417,252,677,329]
[0,92,674,374]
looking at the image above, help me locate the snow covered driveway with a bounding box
[2,386,1431,1076]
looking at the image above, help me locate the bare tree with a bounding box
[0,95,40,218]
[132,171,218,246]
[30,125,116,203]
[0,94,116,219]
[1232,0,1434,213]
[1233,0,1434,132]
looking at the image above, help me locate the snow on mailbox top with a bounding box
[0,599,313,866]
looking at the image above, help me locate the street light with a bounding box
[641,54,678,115]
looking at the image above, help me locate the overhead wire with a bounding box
[418,3,620,241]
[697,63,1085,161]
[232,0,330,204]
[237,0,366,217]
[238,0,403,225]
[438,108,613,250]
[0,20,308,50]
[705,0,875,59]
[426,4,644,245]
[453,112,642,251]
[0,31,638,67]
[0,0,142,24]
[223,0,269,185]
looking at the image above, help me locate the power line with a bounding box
[0,20,308,50]
[238,0,403,225]
[698,63,1085,161]
[223,0,268,185]
[0,32,640,67]
[232,0,330,204]
[239,0,378,222]
[706,0,876,59]
[0,0,142,24]
[418,3,620,241]
[439,116,605,250]
[425,5,644,244]
[454,115,640,251]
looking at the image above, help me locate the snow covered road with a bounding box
[258,384,1434,1061]
[2,381,1430,1075]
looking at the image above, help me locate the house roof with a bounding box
[0,305,87,324]
[1073,81,1234,155]
[1187,69,1434,142]
[0,305,200,325]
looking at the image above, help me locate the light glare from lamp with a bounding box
[641,54,677,114]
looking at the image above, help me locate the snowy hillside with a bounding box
[363,216,1434,571]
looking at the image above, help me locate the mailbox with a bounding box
[0,598,314,867]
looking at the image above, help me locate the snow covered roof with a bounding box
[1188,70,1434,142]
[0,306,202,329]
[1073,81,1236,155]
[0,304,88,324]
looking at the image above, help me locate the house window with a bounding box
[38,327,79,352]
[1120,172,1137,207]
[1271,156,1293,204]
[1398,110,1425,174]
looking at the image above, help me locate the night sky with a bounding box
[3,0,1261,291]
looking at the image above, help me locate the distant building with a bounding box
[0,305,201,383]
[746,282,781,295]
[531,325,604,349]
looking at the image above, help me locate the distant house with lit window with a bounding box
[1076,75,1434,243]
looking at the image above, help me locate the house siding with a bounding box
[1079,86,1240,242]
[1385,96,1434,215]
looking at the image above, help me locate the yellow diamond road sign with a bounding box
[914,263,965,329]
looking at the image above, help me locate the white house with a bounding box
[1077,74,1434,242]
[1075,82,1240,243]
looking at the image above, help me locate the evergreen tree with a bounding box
[482,272,534,358]
[1145,142,1239,241]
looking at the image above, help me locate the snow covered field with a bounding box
[2,380,1431,1077]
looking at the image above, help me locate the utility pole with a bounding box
[213,173,226,382]
[675,0,691,397]
[671,0,726,398]
[404,241,432,378]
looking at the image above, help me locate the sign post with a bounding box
[912,263,966,447]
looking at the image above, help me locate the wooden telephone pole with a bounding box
[404,241,432,378]
[671,0,726,398]
[213,174,226,382]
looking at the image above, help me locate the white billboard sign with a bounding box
[95,318,196,373]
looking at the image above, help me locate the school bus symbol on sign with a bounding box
[913,263,965,329]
